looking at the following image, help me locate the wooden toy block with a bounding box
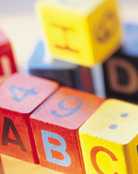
[0,73,58,163]
[103,23,138,103]
[76,66,94,93]
[0,154,64,174]
[36,0,121,67]
[79,99,138,174]
[0,31,17,84]
[28,40,94,93]
[28,40,81,88]
[30,87,104,173]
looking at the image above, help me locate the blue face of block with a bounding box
[28,40,77,71]
[122,23,138,57]
[28,40,48,69]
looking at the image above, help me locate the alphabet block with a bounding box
[103,23,138,103]
[0,73,58,163]
[79,99,138,174]
[0,154,64,174]
[36,0,121,67]
[28,40,94,93]
[0,31,17,83]
[30,87,104,173]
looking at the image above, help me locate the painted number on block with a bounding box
[94,11,118,43]
[50,96,83,117]
[9,85,37,102]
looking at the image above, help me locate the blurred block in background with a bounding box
[28,40,94,93]
[0,31,17,84]
[103,23,138,103]
[36,0,121,67]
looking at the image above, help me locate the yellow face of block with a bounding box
[0,155,63,174]
[80,99,138,144]
[125,135,138,174]
[79,99,138,174]
[36,2,94,67]
[79,134,127,174]
[89,0,121,63]
[36,0,121,67]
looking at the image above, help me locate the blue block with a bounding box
[122,23,138,57]
[28,40,94,93]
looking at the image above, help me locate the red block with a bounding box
[0,31,17,83]
[30,87,104,173]
[0,73,59,163]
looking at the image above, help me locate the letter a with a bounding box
[2,117,26,151]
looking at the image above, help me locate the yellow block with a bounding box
[125,135,138,174]
[80,134,127,174]
[0,154,64,174]
[36,0,121,67]
[79,99,138,174]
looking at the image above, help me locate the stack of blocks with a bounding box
[28,40,94,93]
[0,73,138,174]
[2,0,138,173]
[28,0,121,96]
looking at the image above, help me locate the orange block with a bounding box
[30,87,104,173]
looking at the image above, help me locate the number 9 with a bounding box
[50,96,83,117]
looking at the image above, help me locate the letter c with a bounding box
[91,146,118,174]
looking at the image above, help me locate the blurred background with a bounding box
[1,0,138,100]
[0,0,138,68]
[0,0,40,68]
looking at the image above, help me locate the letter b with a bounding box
[41,130,71,167]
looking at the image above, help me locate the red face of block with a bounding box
[31,87,104,173]
[0,73,59,162]
[0,110,34,162]
[0,31,17,83]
